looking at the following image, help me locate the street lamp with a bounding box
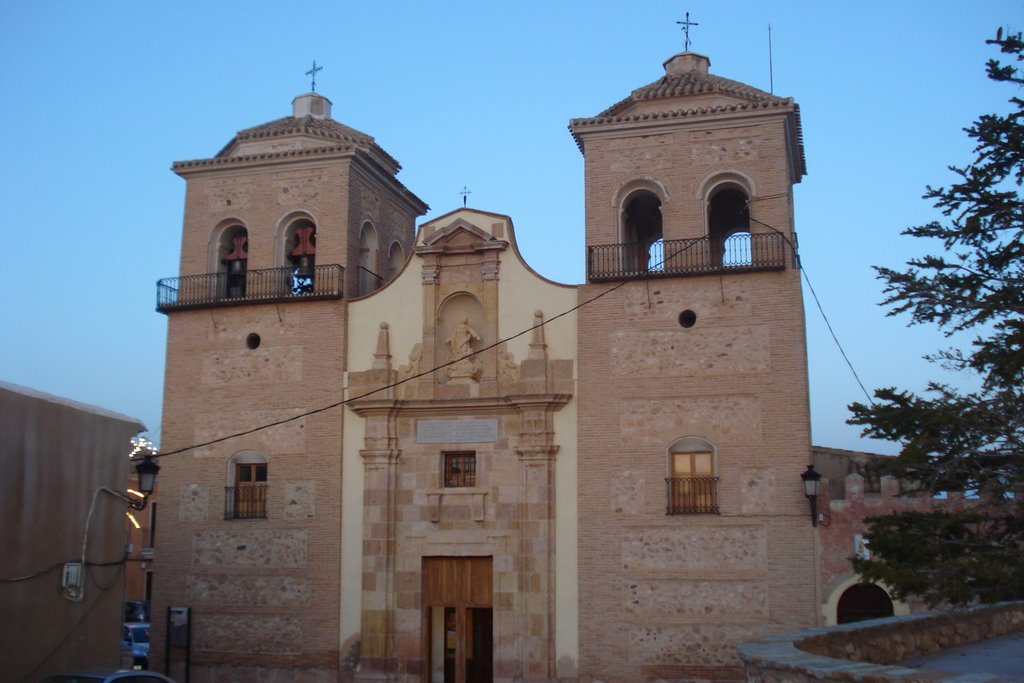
[128,454,161,510]
[65,454,162,601]
[801,464,822,527]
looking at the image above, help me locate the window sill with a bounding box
[426,488,488,522]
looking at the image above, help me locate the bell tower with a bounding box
[152,92,426,681]
[570,51,816,680]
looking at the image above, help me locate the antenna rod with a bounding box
[768,24,774,94]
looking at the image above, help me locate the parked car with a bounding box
[123,600,148,623]
[41,671,176,682]
[121,623,150,670]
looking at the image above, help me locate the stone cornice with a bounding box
[172,144,358,175]
[570,98,797,133]
[171,146,428,214]
[346,393,572,417]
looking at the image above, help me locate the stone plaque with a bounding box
[417,418,499,444]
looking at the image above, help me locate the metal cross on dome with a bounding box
[306,60,323,92]
[676,11,699,51]
[459,186,472,208]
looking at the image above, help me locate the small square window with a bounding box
[443,452,476,488]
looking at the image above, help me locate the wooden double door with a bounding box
[423,557,493,683]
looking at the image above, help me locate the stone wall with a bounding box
[738,602,1024,682]
[812,445,973,624]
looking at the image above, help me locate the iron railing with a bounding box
[157,264,344,312]
[666,476,720,515]
[588,232,795,282]
[224,484,268,520]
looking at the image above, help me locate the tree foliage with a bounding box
[848,31,1024,607]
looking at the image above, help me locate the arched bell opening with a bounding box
[621,190,664,273]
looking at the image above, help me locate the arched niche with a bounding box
[387,241,405,280]
[434,292,485,384]
[358,222,380,295]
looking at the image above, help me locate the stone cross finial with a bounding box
[306,60,323,92]
[676,11,699,51]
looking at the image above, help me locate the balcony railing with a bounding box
[157,264,344,312]
[224,484,268,520]
[588,232,795,282]
[666,476,720,515]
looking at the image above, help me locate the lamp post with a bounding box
[129,454,161,511]
[65,454,162,601]
[801,464,822,527]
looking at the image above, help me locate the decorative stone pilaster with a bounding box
[481,249,501,280]
[356,405,402,680]
[420,261,440,285]
[514,444,559,682]
[511,394,564,682]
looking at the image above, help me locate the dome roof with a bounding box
[173,93,401,175]
[223,114,378,153]
[596,66,786,119]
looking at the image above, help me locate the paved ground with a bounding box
[899,632,1024,681]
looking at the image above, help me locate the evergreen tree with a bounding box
[847,30,1024,607]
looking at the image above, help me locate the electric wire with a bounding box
[17,563,125,683]
[155,238,710,459]
[746,213,875,404]
[153,222,871,458]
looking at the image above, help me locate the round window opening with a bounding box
[678,310,697,328]
[246,333,261,349]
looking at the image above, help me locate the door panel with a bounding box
[423,557,493,683]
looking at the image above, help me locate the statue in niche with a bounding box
[445,317,482,383]
[448,317,480,358]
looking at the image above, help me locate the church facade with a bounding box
[153,50,816,682]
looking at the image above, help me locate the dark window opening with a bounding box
[221,228,249,299]
[678,309,697,328]
[622,192,663,272]
[287,220,317,294]
[444,452,476,488]
[837,583,894,624]
[708,187,751,266]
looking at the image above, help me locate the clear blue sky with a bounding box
[0,1,1018,453]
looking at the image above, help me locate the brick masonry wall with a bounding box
[177,159,351,276]
[575,104,817,680]
[152,299,347,682]
[346,163,420,297]
[157,125,424,680]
